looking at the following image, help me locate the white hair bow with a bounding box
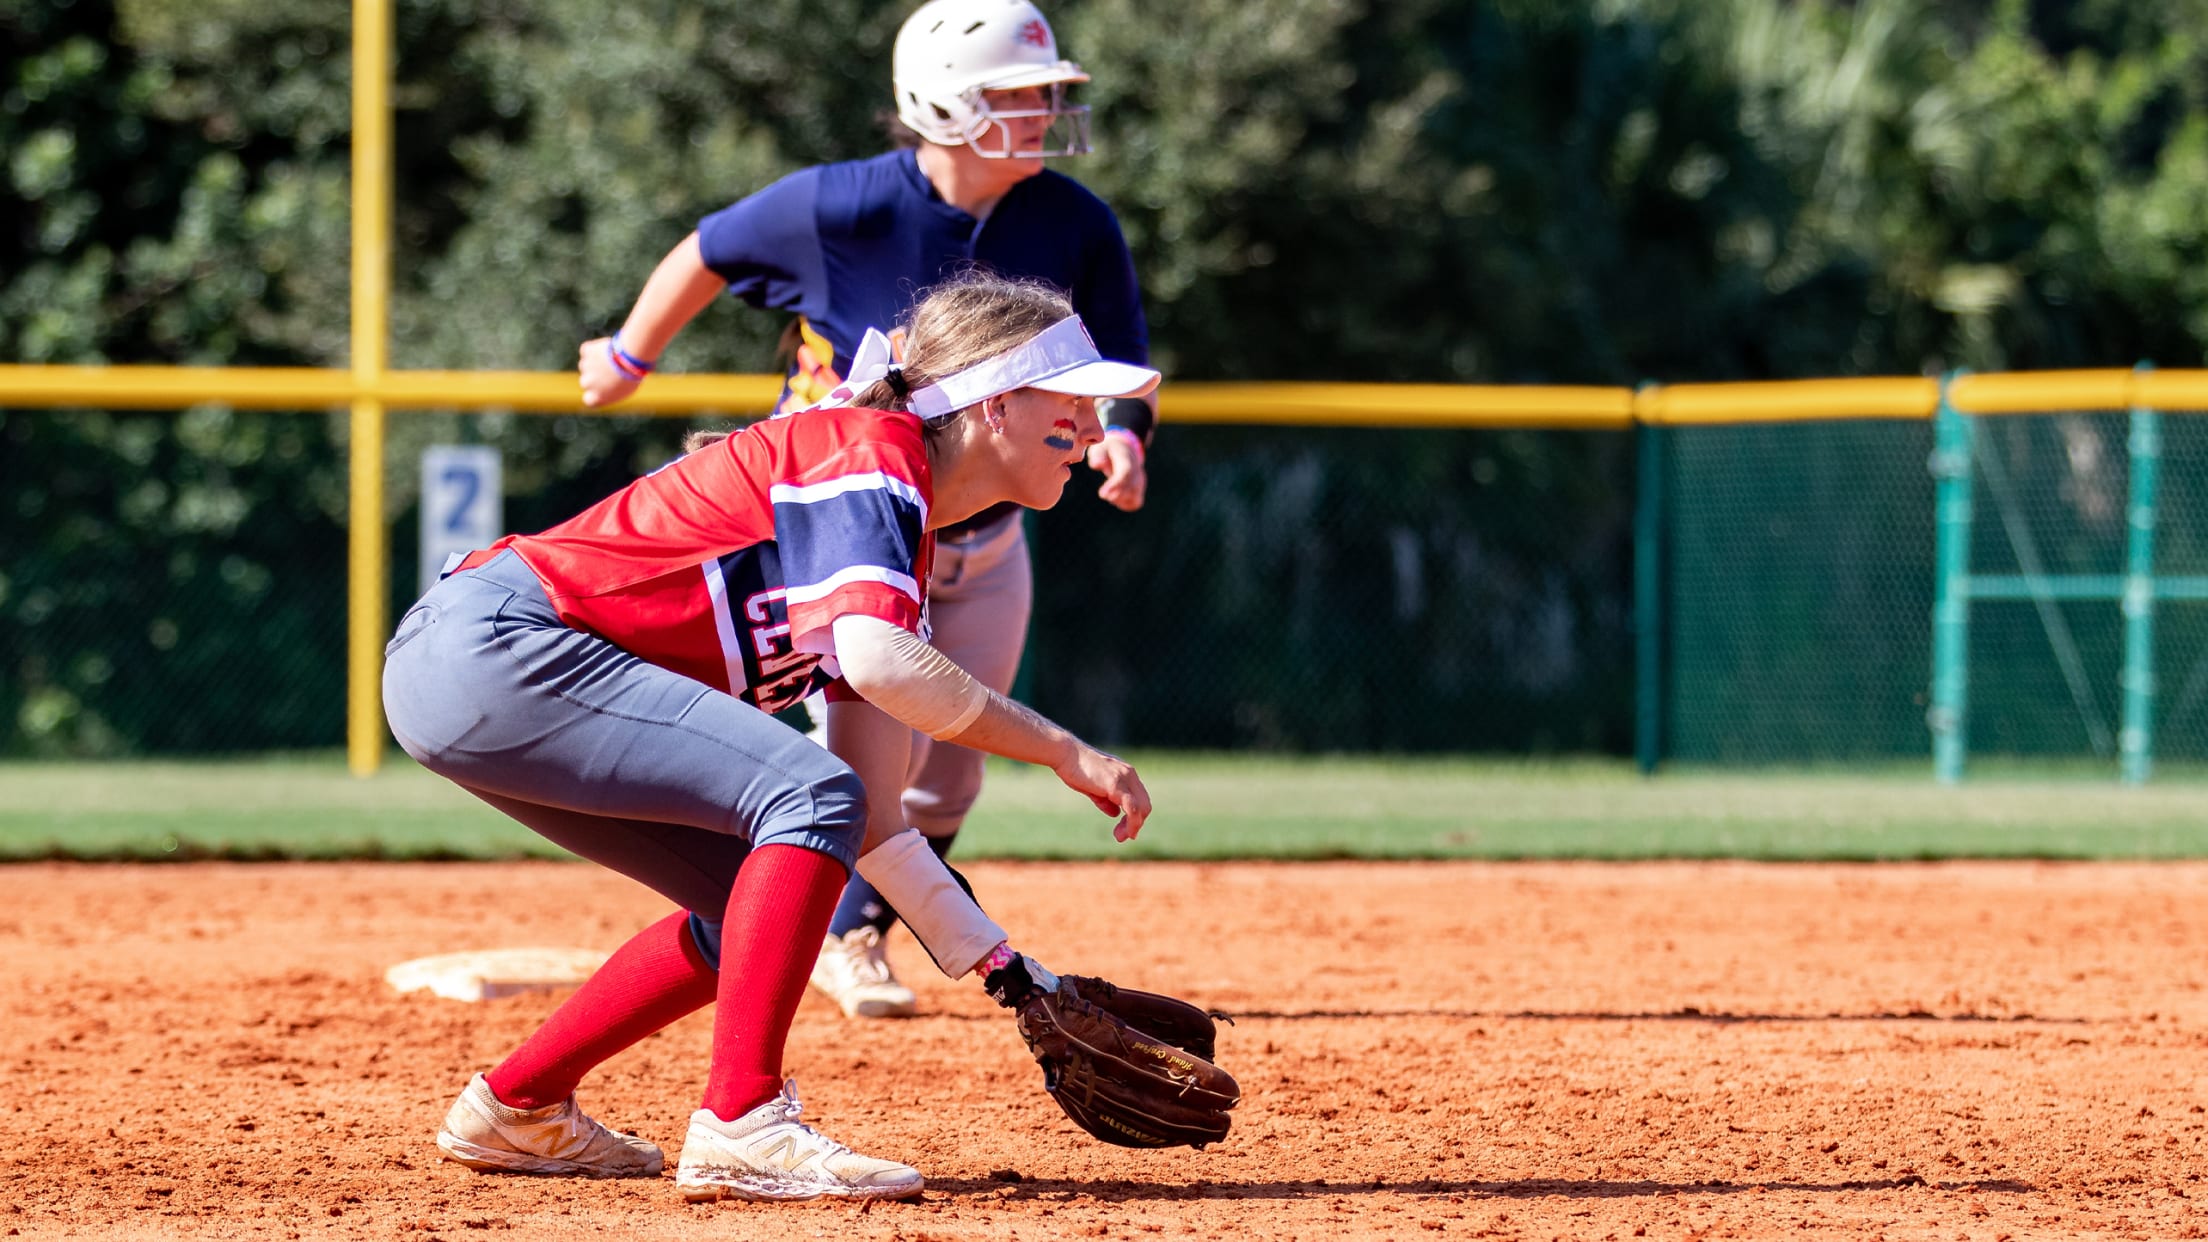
[807,327,902,411]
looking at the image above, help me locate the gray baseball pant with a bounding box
[381,549,866,968]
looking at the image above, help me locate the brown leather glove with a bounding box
[987,955,1240,1149]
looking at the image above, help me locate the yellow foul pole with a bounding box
[348,0,392,776]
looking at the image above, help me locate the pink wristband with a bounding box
[1104,424,1146,464]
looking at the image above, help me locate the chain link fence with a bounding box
[1659,418,1937,763]
[1,409,1636,758]
[1656,406,2208,772]
[1024,425,1634,753]
[3,408,351,755]
[14,400,2208,772]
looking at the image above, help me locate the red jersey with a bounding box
[462,406,934,713]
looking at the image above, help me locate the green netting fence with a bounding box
[0,408,1633,759]
[12,394,2208,779]
[1654,417,1937,764]
[1650,399,2208,780]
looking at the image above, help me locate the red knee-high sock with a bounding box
[485,910,718,1110]
[699,844,848,1121]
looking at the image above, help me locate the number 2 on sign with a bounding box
[442,466,481,534]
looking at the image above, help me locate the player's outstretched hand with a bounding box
[1087,435,1147,511]
[1052,745,1149,841]
[578,337,643,408]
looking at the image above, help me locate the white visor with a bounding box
[815,316,1159,420]
[909,316,1158,418]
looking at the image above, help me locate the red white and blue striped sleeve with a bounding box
[774,441,930,653]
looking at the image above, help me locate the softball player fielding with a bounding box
[388,276,1160,1202]
[578,0,1155,1021]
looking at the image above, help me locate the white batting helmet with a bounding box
[892,0,1092,157]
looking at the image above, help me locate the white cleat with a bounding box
[435,1072,663,1178]
[808,926,918,1019]
[676,1079,924,1203]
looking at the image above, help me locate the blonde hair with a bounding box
[681,274,1074,456]
[849,273,1074,417]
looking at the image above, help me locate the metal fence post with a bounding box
[1929,374,1973,784]
[2121,367,2161,785]
[347,0,393,776]
[1633,393,1665,775]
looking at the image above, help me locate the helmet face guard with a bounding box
[957,83,1091,158]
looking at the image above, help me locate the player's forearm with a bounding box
[615,233,725,361]
[938,691,1081,770]
[848,650,1086,773]
[833,620,1079,769]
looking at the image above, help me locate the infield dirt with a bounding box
[5,859,2208,1239]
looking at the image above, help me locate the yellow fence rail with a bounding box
[20,364,2208,423]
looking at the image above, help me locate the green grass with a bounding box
[6,751,2208,861]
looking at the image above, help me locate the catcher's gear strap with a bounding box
[854,829,1007,977]
[831,614,989,740]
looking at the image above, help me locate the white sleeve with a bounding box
[855,830,1008,977]
[830,613,989,740]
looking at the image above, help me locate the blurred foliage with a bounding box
[9,0,2208,753]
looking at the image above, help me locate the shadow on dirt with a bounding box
[924,1174,2040,1202]
[915,1007,2090,1025]
[1224,1008,2090,1024]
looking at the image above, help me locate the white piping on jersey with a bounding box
[769,471,929,526]
[699,557,751,697]
[784,564,922,608]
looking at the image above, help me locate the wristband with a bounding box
[1103,424,1146,465]
[1097,394,1156,445]
[606,333,657,381]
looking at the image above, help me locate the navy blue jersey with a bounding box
[697,149,1147,414]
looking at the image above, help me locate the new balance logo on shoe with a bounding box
[435,1073,662,1179]
[751,1133,804,1171]
[675,1080,923,1203]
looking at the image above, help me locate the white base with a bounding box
[385,947,610,1002]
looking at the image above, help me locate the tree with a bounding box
[15,0,2208,754]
